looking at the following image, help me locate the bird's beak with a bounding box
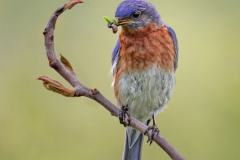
[116,18,132,26]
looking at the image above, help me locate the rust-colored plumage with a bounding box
[114,23,176,100]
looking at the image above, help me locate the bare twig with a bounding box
[39,1,185,160]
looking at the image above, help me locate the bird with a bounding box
[110,0,178,159]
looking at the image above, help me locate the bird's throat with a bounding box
[118,23,175,73]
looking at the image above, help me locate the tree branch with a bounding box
[39,1,185,160]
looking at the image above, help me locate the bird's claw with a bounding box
[144,125,159,145]
[119,105,131,127]
[144,115,159,145]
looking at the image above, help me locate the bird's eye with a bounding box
[132,11,141,18]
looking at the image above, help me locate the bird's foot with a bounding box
[144,124,159,145]
[144,115,159,145]
[119,105,131,127]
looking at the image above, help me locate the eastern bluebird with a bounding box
[110,0,178,159]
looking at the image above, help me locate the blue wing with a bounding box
[111,39,120,75]
[164,25,179,71]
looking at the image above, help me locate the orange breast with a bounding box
[114,23,175,102]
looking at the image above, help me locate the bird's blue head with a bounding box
[115,0,163,30]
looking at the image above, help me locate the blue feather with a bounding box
[111,39,120,75]
[111,39,120,65]
[115,0,147,18]
[164,24,179,71]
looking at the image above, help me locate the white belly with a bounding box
[117,64,175,123]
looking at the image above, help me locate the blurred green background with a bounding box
[0,0,240,159]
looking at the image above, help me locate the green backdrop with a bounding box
[0,0,240,159]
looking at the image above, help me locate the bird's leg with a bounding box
[119,105,131,127]
[144,115,159,145]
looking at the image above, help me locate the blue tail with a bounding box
[122,128,144,160]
